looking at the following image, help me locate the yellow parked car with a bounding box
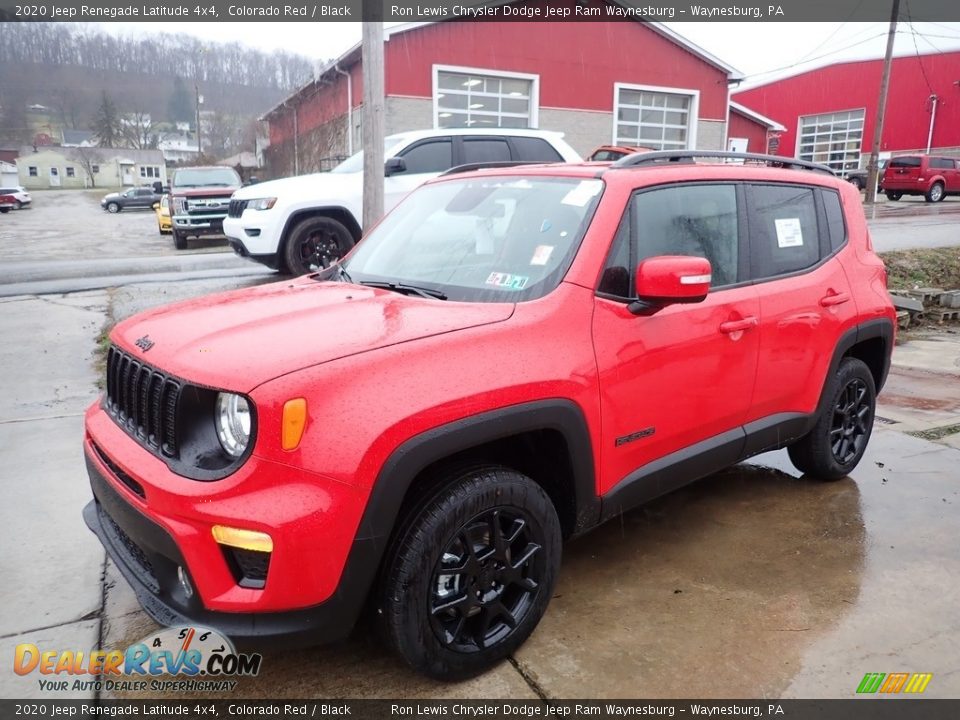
[153,195,172,235]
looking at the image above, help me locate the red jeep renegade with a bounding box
[83,151,895,680]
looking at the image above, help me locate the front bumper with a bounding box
[82,402,375,647]
[172,213,227,236]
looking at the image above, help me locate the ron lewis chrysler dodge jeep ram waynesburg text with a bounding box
[83,151,895,680]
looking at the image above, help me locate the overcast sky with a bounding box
[105,21,960,86]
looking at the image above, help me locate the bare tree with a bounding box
[122,110,157,149]
[74,147,99,189]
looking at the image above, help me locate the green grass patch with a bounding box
[906,423,960,441]
[881,247,960,291]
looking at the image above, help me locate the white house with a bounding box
[16,146,167,189]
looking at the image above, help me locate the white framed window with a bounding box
[797,109,865,173]
[433,64,539,130]
[28,166,37,177]
[613,83,699,151]
[66,167,75,177]
[139,165,161,179]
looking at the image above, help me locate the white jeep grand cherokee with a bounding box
[223,128,581,275]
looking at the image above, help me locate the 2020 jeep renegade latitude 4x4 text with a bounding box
[83,152,895,680]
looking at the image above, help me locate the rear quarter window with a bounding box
[930,157,955,170]
[822,190,847,252]
[747,184,820,280]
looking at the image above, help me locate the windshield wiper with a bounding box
[335,264,353,284]
[359,280,447,301]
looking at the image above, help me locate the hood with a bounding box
[231,172,360,202]
[173,187,238,198]
[102,192,120,200]
[111,279,514,392]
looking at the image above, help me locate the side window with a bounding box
[462,139,511,164]
[398,139,452,174]
[930,157,955,170]
[511,137,563,162]
[597,183,739,297]
[822,190,847,252]
[748,184,820,280]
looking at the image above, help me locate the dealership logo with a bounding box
[14,626,262,693]
[856,672,932,694]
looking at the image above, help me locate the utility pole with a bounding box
[361,22,385,230]
[865,0,900,204]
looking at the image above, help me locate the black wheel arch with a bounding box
[818,318,894,417]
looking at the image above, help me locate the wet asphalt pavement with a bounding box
[0,189,959,701]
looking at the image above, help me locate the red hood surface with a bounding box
[111,279,515,392]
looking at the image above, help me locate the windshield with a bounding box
[173,168,240,188]
[330,135,408,174]
[340,175,603,303]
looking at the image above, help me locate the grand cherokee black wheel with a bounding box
[885,191,902,201]
[379,466,561,680]
[283,216,354,276]
[788,357,876,480]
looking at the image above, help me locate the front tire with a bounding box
[282,216,354,276]
[788,357,876,481]
[107,202,120,213]
[926,182,944,203]
[14,201,23,210]
[379,466,561,681]
[849,177,864,191]
[173,230,188,250]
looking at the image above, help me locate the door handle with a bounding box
[820,292,851,307]
[719,316,758,334]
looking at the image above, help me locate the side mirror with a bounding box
[629,255,711,315]
[384,157,406,177]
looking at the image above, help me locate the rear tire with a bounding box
[788,357,876,481]
[173,231,188,250]
[885,191,902,201]
[849,177,864,191]
[282,216,354,276]
[14,201,23,210]
[926,182,944,203]
[379,465,561,681]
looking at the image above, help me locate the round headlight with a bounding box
[215,393,251,458]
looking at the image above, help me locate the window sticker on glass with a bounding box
[561,180,603,207]
[486,272,529,290]
[775,218,804,248]
[530,245,554,266]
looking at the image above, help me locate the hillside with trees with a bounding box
[0,23,315,157]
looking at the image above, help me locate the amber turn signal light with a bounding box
[211,525,273,553]
[282,398,307,451]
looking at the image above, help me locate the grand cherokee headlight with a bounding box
[215,392,251,458]
[246,197,277,211]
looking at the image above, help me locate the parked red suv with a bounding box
[882,154,960,202]
[83,151,895,680]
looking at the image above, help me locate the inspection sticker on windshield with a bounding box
[530,245,554,266]
[775,218,804,248]
[486,272,529,290]
[561,180,603,207]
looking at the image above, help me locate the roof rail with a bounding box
[610,150,835,176]
[440,160,547,176]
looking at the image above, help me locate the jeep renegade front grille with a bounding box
[227,199,248,218]
[105,346,180,458]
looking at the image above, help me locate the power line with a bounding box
[741,32,891,82]
[906,1,936,94]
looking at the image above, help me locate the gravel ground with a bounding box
[0,189,231,262]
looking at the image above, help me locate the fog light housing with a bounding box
[177,566,194,599]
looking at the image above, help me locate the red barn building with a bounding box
[734,50,960,174]
[261,16,745,176]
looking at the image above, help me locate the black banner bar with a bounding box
[1,0,959,22]
[2,700,960,720]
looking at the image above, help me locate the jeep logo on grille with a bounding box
[135,335,155,352]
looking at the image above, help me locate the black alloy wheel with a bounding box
[430,508,543,653]
[830,378,871,465]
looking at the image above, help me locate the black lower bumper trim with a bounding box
[83,449,370,649]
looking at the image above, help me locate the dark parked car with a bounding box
[100,187,164,213]
[844,161,886,192]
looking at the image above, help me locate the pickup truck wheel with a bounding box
[173,231,188,250]
[107,202,120,213]
[848,177,864,191]
[284,216,354,276]
[788,357,876,481]
[926,182,944,203]
[379,466,561,681]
